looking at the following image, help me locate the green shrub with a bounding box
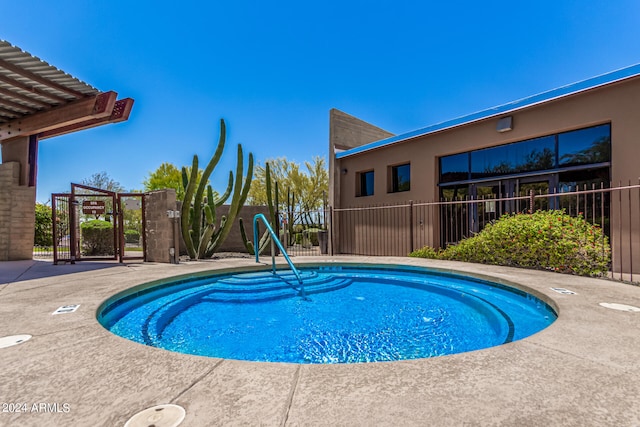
[306,228,321,246]
[34,203,53,247]
[409,246,441,259]
[125,229,140,244]
[410,210,611,277]
[81,220,114,256]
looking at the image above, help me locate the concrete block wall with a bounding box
[144,189,178,263]
[0,162,36,260]
[216,205,270,253]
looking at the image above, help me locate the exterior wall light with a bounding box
[497,116,513,133]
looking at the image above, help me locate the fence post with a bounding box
[52,196,58,264]
[529,189,535,213]
[409,200,414,253]
[69,194,77,264]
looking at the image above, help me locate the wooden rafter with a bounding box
[0,58,86,99]
[0,97,37,113]
[0,73,68,104]
[0,85,54,108]
[0,91,117,142]
[0,108,17,118]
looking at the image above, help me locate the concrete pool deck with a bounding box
[0,256,639,426]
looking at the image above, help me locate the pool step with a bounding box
[205,271,352,301]
[141,271,353,345]
[217,270,318,286]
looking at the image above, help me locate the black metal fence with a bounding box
[333,182,640,280]
[277,208,328,257]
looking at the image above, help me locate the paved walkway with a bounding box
[0,257,639,426]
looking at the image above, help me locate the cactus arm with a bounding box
[205,216,228,257]
[180,157,199,259]
[215,171,233,207]
[181,168,189,190]
[239,217,255,255]
[209,146,254,254]
[207,185,217,226]
[257,230,270,254]
[199,222,217,258]
[192,119,227,251]
[265,163,275,221]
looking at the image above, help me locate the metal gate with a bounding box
[52,184,145,264]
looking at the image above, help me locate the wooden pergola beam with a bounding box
[39,98,134,140]
[0,91,117,142]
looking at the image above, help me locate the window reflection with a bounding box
[470,136,555,178]
[391,163,410,192]
[440,153,469,183]
[358,170,374,197]
[439,123,611,184]
[558,124,610,166]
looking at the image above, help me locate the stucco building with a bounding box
[330,64,640,273]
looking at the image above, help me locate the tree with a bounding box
[34,202,53,247]
[79,172,124,221]
[302,156,329,211]
[81,171,125,192]
[247,156,328,211]
[143,162,184,199]
[143,162,207,201]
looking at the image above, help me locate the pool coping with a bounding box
[1,256,639,426]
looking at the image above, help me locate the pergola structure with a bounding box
[0,40,134,260]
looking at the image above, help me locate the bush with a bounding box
[81,220,114,256]
[409,246,441,259]
[34,203,53,247]
[409,210,611,277]
[125,229,140,244]
[308,228,321,246]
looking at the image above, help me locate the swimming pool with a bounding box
[98,264,556,364]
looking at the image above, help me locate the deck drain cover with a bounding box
[599,303,640,312]
[124,404,185,427]
[52,304,80,315]
[0,335,32,349]
[550,287,576,295]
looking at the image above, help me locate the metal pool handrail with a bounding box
[253,213,305,297]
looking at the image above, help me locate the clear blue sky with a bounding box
[3,1,640,203]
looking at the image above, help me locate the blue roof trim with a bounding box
[336,63,640,159]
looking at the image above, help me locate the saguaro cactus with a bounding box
[180,119,254,259]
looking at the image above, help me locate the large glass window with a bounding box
[440,153,469,183]
[357,170,374,197]
[389,163,410,192]
[470,135,556,179]
[439,123,610,184]
[558,124,610,167]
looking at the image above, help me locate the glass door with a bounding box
[471,181,509,233]
[470,174,556,233]
[515,174,558,212]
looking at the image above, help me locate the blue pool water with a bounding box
[98,265,556,364]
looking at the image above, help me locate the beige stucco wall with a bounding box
[0,162,36,261]
[332,77,640,272]
[1,136,31,186]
